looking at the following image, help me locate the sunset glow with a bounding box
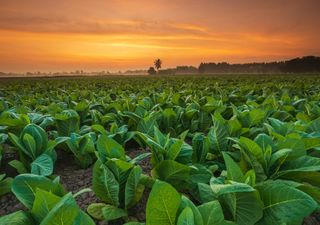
[0,0,319,72]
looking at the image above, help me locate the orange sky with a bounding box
[0,0,320,72]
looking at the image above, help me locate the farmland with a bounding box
[0,74,320,225]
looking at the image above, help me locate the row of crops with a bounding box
[0,75,320,225]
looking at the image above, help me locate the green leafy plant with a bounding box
[92,123,135,146]
[146,180,236,225]
[137,127,192,167]
[0,111,30,134]
[0,174,12,196]
[88,159,145,222]
[55,109,80,136]
[87,135,149,222]
[0,174,94,225]
[64,132,96,168]
[137,127,194,189]
[8,124,66,176]
[1,74,320,224]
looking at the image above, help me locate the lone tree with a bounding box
[154,58,162,72]
[147,67,157,75]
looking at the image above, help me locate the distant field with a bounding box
[0,74,320,225]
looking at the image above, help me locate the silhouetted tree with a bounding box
[154,59,162,72]
[147,67,157,75]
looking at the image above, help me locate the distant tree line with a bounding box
[198,56,320,74]
[148,56,320,75]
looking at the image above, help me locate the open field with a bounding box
[0,74,320,225]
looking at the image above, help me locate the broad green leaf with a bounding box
[256,180,317,224]
[197,183,217,203]
[11,174,66,209]
[167,139,183,161]
[9,132,31,158]
[0,211,34,225]
[192,133,209,164]
[152,160,191,189]
[93,161,119,206]
[102,205,128,221]
[254,134,274,151]
[177,207,195,225]
[276,138,306,159]
[100,166,119,206]
[175,142,193,165]
[306,117,320,133]
[189,164,212,187]
[31,189,61,223]
[40,193,79,225]
[125,166,144,209]
[266,118,291,137]
[87,203,108,220]
[106,159,133,186]
[208,121,228,153]
[239,137,264,164]
[227,118,242,136]
[0,176,12,196]
[303,137,320,151]
[198,201,224,225]
[55,110,80,136]
[210,181,255,196]
[237,138,267,182]
[73,211,96,225]
[9,160,28,174]
[220,191,263,225]
[97,135,126,162]
[146,180,181,225]
[137,116,158,136]
[21,124,48,157]
[297,183,320,203]
[179,195,203,225]
[91,124,107,135]
[269,148,292,170]
[136,132,165,166]
[222,152,244,182]
[22,133,37,159]
[0,112,29,131]
[281,171,320,186]
[274,155,320,178]
[161,108,177,132]
[130,152,152,165]
[248,109,266,127]
[31,154,53,176]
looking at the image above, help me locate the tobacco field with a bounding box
[0,75,320,225]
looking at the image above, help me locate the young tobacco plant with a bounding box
[87,135,149,223]
[8,123,66,176]
[64,132,96,169]
[145,180,237,225]
[0,174,94,225]
[92,122,135,146]
[137,126,194,189]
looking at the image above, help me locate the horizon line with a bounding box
[0,55,319,75]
